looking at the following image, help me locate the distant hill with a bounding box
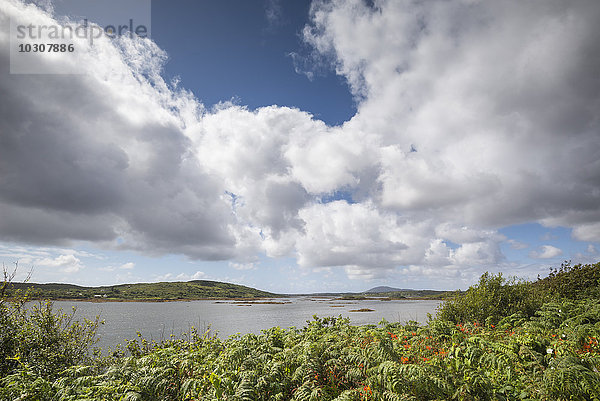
[5,280,449,301]
[364,286,449,299]
[366,286,410,293]
[7,280,279,301]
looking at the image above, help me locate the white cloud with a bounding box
[37,254,83,273]
[304,0,600,229]
[229,262,256,271]
[100,262,135,272]
[0,0,235,259]
[119,262,135,270]
[154,273,174,282]
[161,270,208,282]
[296,201,408,272]
[191,271,207,280]
[572,223,600,242]
[529,245,563,259]
[1,0,599,286]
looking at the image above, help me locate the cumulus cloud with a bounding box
[1,0,599,286]
[304,0,600,225]
[37,254,83,273]
[296,201,408,276]
[529,245,563,259]
[0,0,235,259]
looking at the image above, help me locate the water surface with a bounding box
[50,297,442,350]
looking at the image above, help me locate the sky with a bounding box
[0,0,599,293]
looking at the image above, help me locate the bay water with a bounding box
[49,297,443,351]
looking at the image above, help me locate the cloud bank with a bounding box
[1,0,599,284]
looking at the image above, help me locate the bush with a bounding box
[0,263,101,379]
[437,272,543,325]
[534,261,600,300]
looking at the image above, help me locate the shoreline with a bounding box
[26,296,445,303]
[25,296,287,303]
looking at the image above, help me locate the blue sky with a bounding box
[152,0,355,126]
[0,0,599,292]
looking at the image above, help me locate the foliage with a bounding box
[438,262,600,326]
[362,290,449,300]
[437,272,544,325]
[1,302,599,400]
[1,262,600,400]
[0,264,101,380]
[534,261,600,300]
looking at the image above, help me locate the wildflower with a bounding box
[546,348,553,354]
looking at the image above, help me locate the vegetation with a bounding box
[436,272,543,325]
[0,264,101,381]
[364,287,449,300]
[7,280,279,301]
[366,290,449,300]
[1,261,599,400]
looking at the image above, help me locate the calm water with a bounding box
[50,298,442,350]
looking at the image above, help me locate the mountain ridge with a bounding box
[6,280,450,301]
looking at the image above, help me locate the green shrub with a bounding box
[437,272,543,325]
[2,262,600,400]
[534,261,600,300]
[0,264,101,379]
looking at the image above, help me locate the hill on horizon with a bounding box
[365,286,411,293]
[7,279,279,301]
